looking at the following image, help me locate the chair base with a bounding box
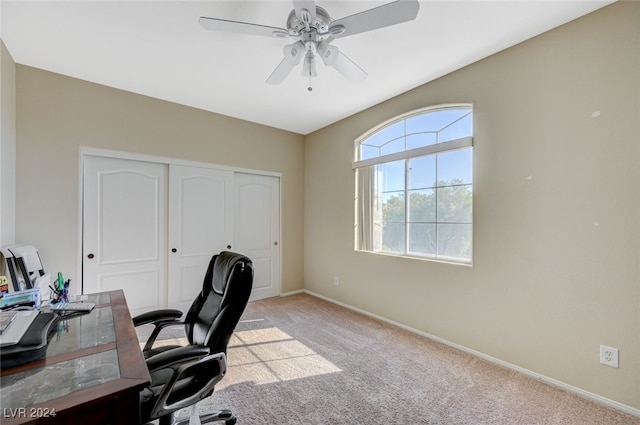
[158,409,236,425]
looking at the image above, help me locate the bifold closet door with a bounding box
[167,165,234,312]
[83,156,281,314]
[83,156,168,316]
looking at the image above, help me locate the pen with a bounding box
[63,279,70,301]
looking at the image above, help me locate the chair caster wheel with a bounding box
[225,419,236,425]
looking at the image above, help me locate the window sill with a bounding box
[354,249,473,267]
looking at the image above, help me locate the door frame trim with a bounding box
[79,147,282,296]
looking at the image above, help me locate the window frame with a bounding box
[353,104,474,265]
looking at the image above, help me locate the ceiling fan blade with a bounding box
[328,0,419,39]
[199,16,289,38]
[266,58,296,85]
[317,44,367,81]
[266,41,305,84]
[293,0,316,27]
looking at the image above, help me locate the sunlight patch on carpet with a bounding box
[223,327,341,386]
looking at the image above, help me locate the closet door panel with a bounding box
[234,173,281,301]
[83,156,168,316]
[168,165,234,311]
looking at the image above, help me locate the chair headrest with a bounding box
[212,251,249,295]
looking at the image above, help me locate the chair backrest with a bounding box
[183,251,253,354]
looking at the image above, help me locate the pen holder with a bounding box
[50,278,70,304]
[50,287,62,304]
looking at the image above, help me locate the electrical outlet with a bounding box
[600,345,619,368]
[333,276,340,286]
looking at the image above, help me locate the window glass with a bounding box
[408,189,436,222]
[437,149,473,186]
[438,112,473,143]
[381,191,405,222]
[436,186,472,223]
[366,121,404,148]
[406,109,467,134]
[437,223,472,260]
[361,144,380,161]
[408,155,436,190]
[382,222,405,253]
[408,223,436,256]
[379,161,405,192]
[406,132,437,150]
[380,137,406,156]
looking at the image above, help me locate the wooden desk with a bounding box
[0,290,150,425]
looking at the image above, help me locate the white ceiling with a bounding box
[1,1,613,135]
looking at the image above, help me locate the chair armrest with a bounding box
[132,309,183,327]
[141,319,187,353]
[146,345,212,373]
[133,309,185,353]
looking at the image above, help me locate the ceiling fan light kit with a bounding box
[199,0,420,89]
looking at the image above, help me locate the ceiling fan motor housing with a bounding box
[286,6,332,42]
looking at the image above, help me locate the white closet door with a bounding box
[167,165,234,311]
[234,173,281,301]
[83,156,168,316]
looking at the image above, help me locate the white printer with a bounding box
[0,245,50,308]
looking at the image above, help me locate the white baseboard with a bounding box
[280,289,305,297]
[301,289,640,419]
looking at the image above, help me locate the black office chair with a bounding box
[133,251,253,425]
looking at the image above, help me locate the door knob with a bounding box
[171,248,177,253]
[227,245,232,250]
[87,253,95,259]
[274,241,278,246]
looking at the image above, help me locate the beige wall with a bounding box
[1,39,16,246]
[15,66,305,294]
[304,1,640,410]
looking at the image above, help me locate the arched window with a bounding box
[353,104,473,264]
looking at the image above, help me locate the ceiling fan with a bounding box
[199,0,420,89]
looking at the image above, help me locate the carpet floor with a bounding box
[137,293,639,424]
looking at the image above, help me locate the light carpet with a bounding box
[137,294,639,424]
